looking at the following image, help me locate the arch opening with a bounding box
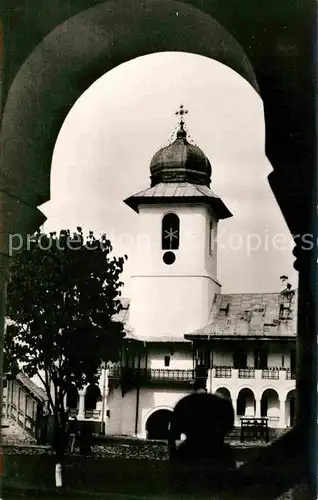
[66,384,79,410]
[162,213,180,250]
[261,389,280,425]
[84,384,101,411]
[237,388,255,417]
[0,0,258,212]
[146,409,172,440]
[215,388,232,400]
[285,390,296,428]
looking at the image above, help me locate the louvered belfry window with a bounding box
[162,213,180,250]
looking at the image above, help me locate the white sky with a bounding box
[41,52,298,296]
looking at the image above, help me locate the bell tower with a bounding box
[124,107,232,339]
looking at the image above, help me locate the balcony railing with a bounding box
[84,409,101,419]
[108,367,194,382]
[286,369,296,380]
[238,368,255,379]
[148,368,194,381]
[212,366,295,382]
[215,366,232,378]
[262,369,279,380]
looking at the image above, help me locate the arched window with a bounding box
[162,213,180,250]
[84,384,101,411]
[66,384,79,409]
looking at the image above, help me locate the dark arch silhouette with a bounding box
[237,388,255,417]
[84,384,101,411]
[286,390,296,428]
[261,389,279,418]
[0,0,257,211]
[66,384,79,409]
[215,388,232,400]
[0,2,315,497]
[146,409,172,440]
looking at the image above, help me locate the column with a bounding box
[78,391,85,420]
[206,368,213,393]
[255,396,261,418]
[279,398,286,428]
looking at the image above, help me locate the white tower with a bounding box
[124,107,232,339]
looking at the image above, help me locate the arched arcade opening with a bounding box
[84,384,102,414]
[215,388,232,401]
[146,409,172,440]
[286,390,296,428]
[261,389,280,426]
[237,388,255,418]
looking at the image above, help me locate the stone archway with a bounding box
[261,389,280,426]
[237,388,255,418]
[215,387,232,401]
[0,0,257,220]
[286,390,296,428]
[66,384,79,410]
[146,409,172,440]
[84,384,101,411]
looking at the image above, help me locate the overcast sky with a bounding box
[40,52,298,296]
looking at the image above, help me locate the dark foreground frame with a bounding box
[0,0,316,497]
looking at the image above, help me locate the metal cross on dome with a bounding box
[175,105,188,124]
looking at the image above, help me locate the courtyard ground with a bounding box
[0,422,303,499]
[0,440,302,499]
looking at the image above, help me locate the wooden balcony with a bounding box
[211,366,295,384]
[285,369,296,380]
[215,366,232,378]
[238,368,255,379]
[261,369,279,380]
[108,367,195,383]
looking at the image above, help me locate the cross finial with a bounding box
[175,104,188,124]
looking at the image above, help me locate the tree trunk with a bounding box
[53,411,67,488]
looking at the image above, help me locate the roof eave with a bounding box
[123,195,232,219]
[185,333,296,341]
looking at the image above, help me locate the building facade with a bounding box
[68,110,297,438]
[4,372,48,440]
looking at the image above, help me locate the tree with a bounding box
[5,228,126,484]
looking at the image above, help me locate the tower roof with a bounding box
[150,107,212,187]
[123,182,232,218]
[124,106,231,218]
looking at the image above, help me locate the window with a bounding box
[233,348,247,369]
[219,302,230,316]
[164,356,170,367]
[254,347,268,369]
[195,345,210,368]
[162,213,180,250]
[84,384,101,411]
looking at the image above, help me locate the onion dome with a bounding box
[150,117,212,188]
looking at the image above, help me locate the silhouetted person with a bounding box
[67,416,79,453]
[168,391,236,492]
[79,422,92,456]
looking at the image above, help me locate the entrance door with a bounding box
[146,410,172,440]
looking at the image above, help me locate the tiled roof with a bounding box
[186,290,298,339]
[124,182,232,219]
[16,372,48,402]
